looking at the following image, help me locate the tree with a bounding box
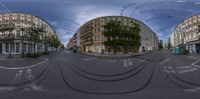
[159,40,163,50]
[50,35,60,51]
[167,40,172,49]
[60,44,65,49]
[103,20,141,54]
[27,24,44,54]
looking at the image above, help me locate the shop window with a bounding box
[16,43,19,52]
[6,43,9,52]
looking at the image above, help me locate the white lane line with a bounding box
[176,66,193,69]
[177,68,198,74]
[0,87,17,91]
[163,69,176,73]
[83,57,96,61]
[160,58,170,64]
[137,58,145,62]
[0,58,48,70]
[107,60,117,63]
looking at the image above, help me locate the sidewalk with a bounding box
[78,52,150,58]
[0,54,23,60]
[189,53,200,59]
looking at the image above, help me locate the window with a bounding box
[28,43,32,53]
[6,43,9,52]
[23,43,27,52]
[10,43,14,52]
[16,43,19,52]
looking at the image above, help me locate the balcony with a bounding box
[0,24,15,30]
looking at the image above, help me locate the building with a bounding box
[0,12,56,55]
[169,14,200,53]
[68,16,159,54]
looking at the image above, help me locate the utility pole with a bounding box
[20,28,25,58]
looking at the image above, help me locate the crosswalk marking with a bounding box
[123,59,133,67]
[14,70,23,80]
[25,69,34,80]
[128,59,133,66]
[123,59,128,67]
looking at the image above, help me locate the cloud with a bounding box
[56,28,73,45]
[71,5,120,25]
[50,21,58,26]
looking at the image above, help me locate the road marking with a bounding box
[123,59,133,67]
[83,58,96,61]
[107,60,117,63]
[177,68,198,74]
[160,58,170,64]
[25,69,34,80]
[14,70,23,80]
[163,69,176,73]
[137,58,145,62]
[127,59,133,66]
[0,86,17,91]
[191,60,200,68]
[184,87,200,92]
[164,66,198,74]
[123,59,128,67]
[0,58,48,70]
[176,66,193,69]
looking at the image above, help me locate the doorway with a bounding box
[0,43,2,54]
[196,43,200,53]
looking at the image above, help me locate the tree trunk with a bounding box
[34,41,36,54]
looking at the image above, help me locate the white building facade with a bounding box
[0,12,56,55]
[169,14,200,53]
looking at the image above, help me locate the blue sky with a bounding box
[1,0,200,45]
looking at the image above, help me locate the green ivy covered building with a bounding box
[70,16,159,54]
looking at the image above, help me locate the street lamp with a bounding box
[20,28,25,58]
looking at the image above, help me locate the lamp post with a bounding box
[20,28,25,58]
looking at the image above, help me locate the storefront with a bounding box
[186,41,200,54]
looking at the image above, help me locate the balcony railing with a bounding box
[0,24,15,30]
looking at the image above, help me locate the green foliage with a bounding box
[167,40,172,49]
[27,24,45,54]
[60,44,65,49]
[25,53,41,58]
[103,20,141,53]
[25,51,50,58]
[50,35,60,49]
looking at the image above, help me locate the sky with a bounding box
[0,0,200,45]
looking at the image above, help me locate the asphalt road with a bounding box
[0,50,200,99]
